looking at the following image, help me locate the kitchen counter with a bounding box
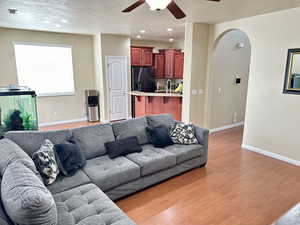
[128,91,182,98]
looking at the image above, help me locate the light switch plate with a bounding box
[198,89,204,95]
[192,89,198,95]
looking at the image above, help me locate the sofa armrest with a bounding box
[194,126,209,163]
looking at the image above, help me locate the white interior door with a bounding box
[106,56,128,121]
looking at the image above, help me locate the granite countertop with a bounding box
[127,91,182,97]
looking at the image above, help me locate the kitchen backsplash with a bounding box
[155,79,183,91]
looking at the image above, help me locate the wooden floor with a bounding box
[40,121,101,131]
[41,122,300,225]
[115,127,300,225]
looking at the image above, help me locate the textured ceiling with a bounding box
[0,0,300,41]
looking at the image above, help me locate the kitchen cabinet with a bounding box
[131,46,153,66]
[141,48,153,66]
[174,53,184,79]
[154,53,165,79]
[131,47,142,66]
[160,49,184,79]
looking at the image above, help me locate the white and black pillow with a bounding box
[32,139,59,185]
[170,122,199,145]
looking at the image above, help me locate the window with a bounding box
[14,43,75,97]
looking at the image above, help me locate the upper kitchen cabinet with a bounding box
[131,47,142,66]
[154,53,165,79]
[174,53,184,79]
[141,48,153,66]
[131,46,153,66]
[161,49,184,79]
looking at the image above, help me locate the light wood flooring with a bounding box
[42,123,300,225]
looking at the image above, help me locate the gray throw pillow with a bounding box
[1,162,57,225]
[170,122,199,145]
[32,140,59,185]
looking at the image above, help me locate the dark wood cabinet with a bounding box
[141,48,153,66]
[131,47,142,66]
[131,46,153,66]
[174,53,184,79]
[161,49,183,79]
[154,54,165,78]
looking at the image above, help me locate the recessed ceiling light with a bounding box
[55,24,61,28]
[61,19,68,23]
[136,35,142,39]
[8,9,19,14]
[169,38,174,42]
[140,30,146,33]
[44,20,51,24]
[167,28,173,32]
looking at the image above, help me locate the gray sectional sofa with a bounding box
[0,114,209,225]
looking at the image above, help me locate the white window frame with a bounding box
[13,42,76,97]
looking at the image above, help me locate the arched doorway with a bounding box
[210,29,251,130]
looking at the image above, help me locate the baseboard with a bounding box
[210,122,244,133]
[39,117,88,127]
[242,144,300,167]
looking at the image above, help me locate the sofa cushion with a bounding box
[47,170,91,195]
[5,129,72,157]
[112,117,149,145]
[170,122,199,145]
[71,124,115,159]
[83,156,140,191]
[0,178,13,225]
[53,184,135,225]
[146,114,176,130]
[164,144,204,164]
[54,138,86,176]
[1,162,57,225]
[0,138,37,176]
[146,125,174,148]
[32,139,60,185]
[105,136,142,159]
[126,144,176,176]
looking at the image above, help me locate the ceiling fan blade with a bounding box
[167,1,186,19]
[122,0,145,12]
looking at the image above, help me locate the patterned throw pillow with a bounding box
[170,122,199,145]
[32,139,59,185]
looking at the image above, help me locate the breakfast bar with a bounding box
[128,91,182,121]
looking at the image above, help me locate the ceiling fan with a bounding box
[122,0,221,20]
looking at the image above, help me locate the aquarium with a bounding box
[0,87,38,137]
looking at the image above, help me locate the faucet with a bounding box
[166,79,172,93]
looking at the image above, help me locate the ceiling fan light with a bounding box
[145,0,172,10]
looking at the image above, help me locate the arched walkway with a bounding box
[209,29,251,130]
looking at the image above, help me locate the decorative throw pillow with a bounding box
[170,122,199,145]
[105,136,143,159]
[54,137,86,176]
[146,125,174,148]
[32,140,59,185]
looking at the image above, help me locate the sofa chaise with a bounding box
[0,114,209,225]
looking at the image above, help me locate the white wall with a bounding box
[94,34,131,122]
[207,7,300,161]
[0,28,95,125]
[183,23,209,126]
[210,30,251,129]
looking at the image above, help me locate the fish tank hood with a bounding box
[0,86,38,138]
